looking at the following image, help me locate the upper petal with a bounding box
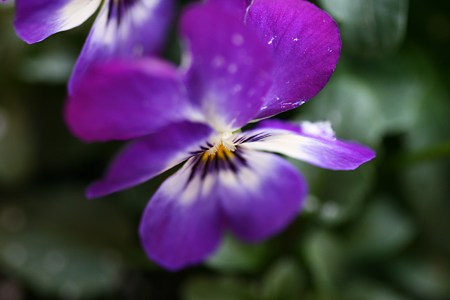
[140,158,224,271]
[241,120,375,170]
[247,0,341,119]
[65,58,193,142]
[180,2,273,131]
[69,0,174,93]
[208,0,250,14]
[87,121,214,198]
[14,0,101,43]
[217,149,307,241]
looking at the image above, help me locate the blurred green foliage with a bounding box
[1,0,450,299]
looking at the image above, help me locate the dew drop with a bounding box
[212,56,225,68]
[232,84,242,94]
[227,64,237,74]
[231,33,244,46]
[267,36,276,45]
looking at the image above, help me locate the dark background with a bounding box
[0,0,449,299]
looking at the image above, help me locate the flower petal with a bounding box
[87,121,214,198]
[241,120,376,170]
[14,0,101,43]
[218,150,307,241]
[209,0,250,13]
[69,0,174,93]
[140,158,223,270]
[180,2,273,131]
[246,0,341,119]
[65,58,193,142]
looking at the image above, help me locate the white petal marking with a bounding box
[59,0,101,31]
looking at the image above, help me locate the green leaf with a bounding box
[299,50,440,147]
[389,256,450,299]
[290,160,375,226]
[0,186,138,298]
[344,278,409,300]
[301,231,345,299]
[298,68,384,147]
[319,0,409,56]
[346,197,415,260]
[261,258,305,300]
[207,234,272,273]
[0,231,121,299]
[0,99,36,185]
[183,276,255,300]
[19,50,75,84]
[400,162,450,252]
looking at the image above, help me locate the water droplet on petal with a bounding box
[231,33,244,46]
[267,36,277,45]
[227,64,237,74]
[212,56,225,68]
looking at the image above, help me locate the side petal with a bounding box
[208,0,250,14]
[247,0,341,119]
[241,120,376,170]
[218,150,307,242]
[140,158,223,271]
[65,58,193,142]
[180,2,273,132]
[87,121,214,198]
[14,0,101,43]
[69,0,174,93]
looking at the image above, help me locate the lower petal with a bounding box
[14,0,101,43]
[218,150,307,242]
[242,120,376,170]
[140,159,223,271]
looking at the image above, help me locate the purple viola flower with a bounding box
[65,1,375,270]
[14,0,174,93]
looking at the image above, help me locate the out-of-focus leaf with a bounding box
[290,160,375,226]
[0,230,121,299]
[389,256,450,300]
[401,161,450,252]
[359,51,444,136]
[398,53,450,151]
[344,278,409,300]
[319,0,409,56]
[301,231,344,299]
[261,258,305,300]
[346,197,415,260]
[0,186,138,299]
[0,99,35,185]
[299,50,439,152]
[298,68,384,146]
[183,276,255,300]
[207,234,272,273]
[19,50,75,84]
